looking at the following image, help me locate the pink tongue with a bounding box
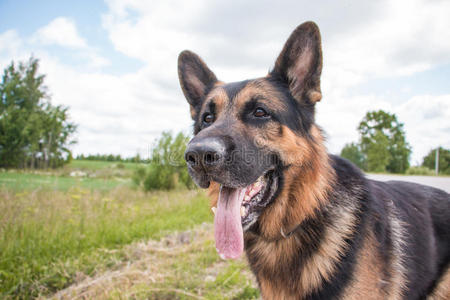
[214,186,246,259]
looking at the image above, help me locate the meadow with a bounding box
[0,161,258,299]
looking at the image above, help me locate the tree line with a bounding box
[0,58,76,168]
[75,153,146,163]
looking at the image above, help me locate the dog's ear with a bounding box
[178,50,217,119]
[271,21,323,104]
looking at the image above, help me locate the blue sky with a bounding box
[0,0,449,164]
[0,0,141,74]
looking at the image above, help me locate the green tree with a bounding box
[358,110,411,173]
[0,57,76,168]
[366,130,391,172]
[422,147,450,175]
[340,142,365,170]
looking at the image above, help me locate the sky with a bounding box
[0,0,449,165]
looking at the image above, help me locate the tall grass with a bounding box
[0,184,211,298]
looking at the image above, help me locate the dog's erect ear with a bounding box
[271,21,323,104]
[178,50,217,119]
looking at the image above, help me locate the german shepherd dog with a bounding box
[177,22,450,299]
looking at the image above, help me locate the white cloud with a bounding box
[29,17,111,68]
[325,0,450,87]
[97,0,450,162]
[0,30,23,56]
[36,57,192,157]
[395,95,450,164]
[33,17,88,48]
[1,0,449,163]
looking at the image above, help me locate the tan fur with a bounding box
[299,202,357,293]
[187,81,226,119]
[247,202,358,298]
[200,87,228,117]
[259,277,297,300]
[257,125,335,240]
[344,202,407,300]
[233,79,289,112]
[243,166,357,298]
[307,90,322,102]
[246,233,298,271]
[428,267,450,300]
[208,181,219,209]
[386,201,407,299]
[342,233,388,299]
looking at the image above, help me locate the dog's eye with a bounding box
[203,113,214,124]
[253,107,269,118]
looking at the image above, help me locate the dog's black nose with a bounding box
[185,138,226,169]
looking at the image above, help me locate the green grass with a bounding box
[0,171,128,191]
[0,181,212,298]
[69,159,145,171]
[0,165,258,299]
[66,159,147,179]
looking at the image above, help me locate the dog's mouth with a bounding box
[212,169,279,259]
[240,170,279,230]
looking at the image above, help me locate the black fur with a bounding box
[223,80,250,100]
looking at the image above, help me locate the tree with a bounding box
[422,147,450,175]
[0,57,77,168]
[365,130,391,172]
[358,110,411,173]
[340,142,365,170]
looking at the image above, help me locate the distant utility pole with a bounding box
[435,146,439,176]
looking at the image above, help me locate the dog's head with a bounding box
[178,22,325,258]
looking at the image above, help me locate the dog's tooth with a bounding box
[241,206,246,217]
[211,207,217,215]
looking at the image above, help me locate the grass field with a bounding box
[0,171,129,191]
[0,161,258,299]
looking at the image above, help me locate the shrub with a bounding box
[132,167,147,187]
[406,166,435,176]
[143,163,176,190]
[133,131,194,190]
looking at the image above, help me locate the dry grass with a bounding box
[48,224,258,300]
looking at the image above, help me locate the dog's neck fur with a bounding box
[244,166,365,299]
[243,135,345,298]
[255,126,336,241]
